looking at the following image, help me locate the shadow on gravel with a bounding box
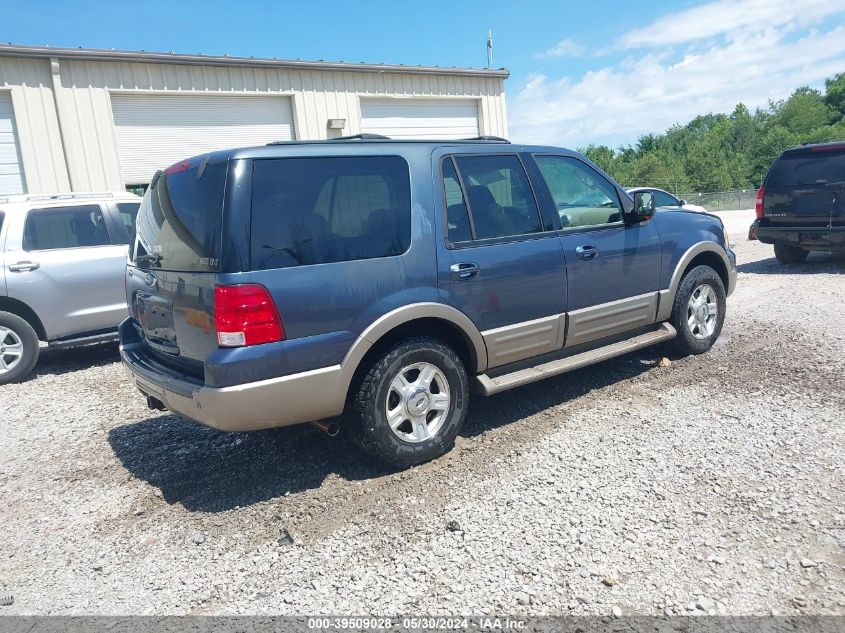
[108,416,393,512]
[737,251,845,275]
[26,341,120,381]
[108,347,661,512]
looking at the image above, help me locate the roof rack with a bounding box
[0,192,117,203]
[334,133,391,141]
[463,135,510,142]
[266,133,391,145]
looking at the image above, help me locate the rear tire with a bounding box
[351,336,468,468]
[0,311,40,385]
[774,242,808,264]
[669,265,726,356]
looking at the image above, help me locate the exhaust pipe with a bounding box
[146,395,166,411]
[310,419,340,437]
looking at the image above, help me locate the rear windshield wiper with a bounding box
[134,253,162,266]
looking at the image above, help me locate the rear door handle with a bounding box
[575,245,597,261]
[9,261,40,272]
[450,262,480,280]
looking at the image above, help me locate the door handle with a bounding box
[9,261,40,272]
[575,245,598,261]
[450,262,480,280]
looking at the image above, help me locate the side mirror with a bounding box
[678,199,687,206]
[630,191,656,223]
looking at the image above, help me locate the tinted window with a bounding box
[133,161,226,272]
[767,149,845,186]
[442,158,472,243]
[535,156,622,228]
[453,155,542,240]
[251,156,411,270]
[24,205,111,250]
[652,190,681,207]
[117,202,140,245]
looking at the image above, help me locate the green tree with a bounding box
[769,87,835,136]
[581,144,617,174]
[824,73,845,117]
[568,73,845,195]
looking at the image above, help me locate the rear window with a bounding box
[250,156,411,270]
[117,202,140,245]
[24,205,111,250]
[133,161,226,271]
[767,148,845,187]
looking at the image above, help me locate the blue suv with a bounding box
[120,136,737,468]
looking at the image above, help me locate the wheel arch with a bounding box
[338,302,487,406]
[0,297,47,340]
[656,242,732,321]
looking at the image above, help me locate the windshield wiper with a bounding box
[134,253,162,266]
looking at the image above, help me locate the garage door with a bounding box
[111,94,295,185]
[0,93,25,195]
[360,98,480,140]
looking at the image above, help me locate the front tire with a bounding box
[670,265,726,355]
[773,242,808,264]
[0,311,40,385]
[351,336,468,468]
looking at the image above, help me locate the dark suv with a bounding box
[120,137,736,468]
[753,140,845,263]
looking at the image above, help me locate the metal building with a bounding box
[0,44,509,195]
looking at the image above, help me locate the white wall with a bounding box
[0,55,508,193]
[0,57,70,192]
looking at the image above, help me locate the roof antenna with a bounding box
[486,29,493,68]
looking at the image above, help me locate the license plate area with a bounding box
[135,291,179,354]
[800,231,831,245]
[795,192,834,216]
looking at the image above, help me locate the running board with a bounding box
[48,331,118,351]
[472,322,677,396]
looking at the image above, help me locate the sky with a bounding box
[3,0,845,148]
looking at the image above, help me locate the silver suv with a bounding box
[0,191,140,384]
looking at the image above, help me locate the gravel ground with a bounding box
[1,210,843,616]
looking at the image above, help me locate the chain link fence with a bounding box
[674,189,758,211]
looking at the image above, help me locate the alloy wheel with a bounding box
[385,362,451,443]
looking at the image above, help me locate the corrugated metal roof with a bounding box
[0,44,510,78]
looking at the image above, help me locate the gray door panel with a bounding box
[565,292,658,347]
[6,204,129,340]
[0,212,7,296]
[481,313,566,367]
[439,236,568,368]
[436,152,569,370]
[529,153,662,346]
[7,245,129,339]
[559,223,662,346]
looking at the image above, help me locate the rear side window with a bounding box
[443,158,472,243]
[449,154,542,241]
[24,205,111,250]
[133,161,226,271]
[652,190,681,207]
[116,202,140,245]
[767,149,845,186]
[250,156,411,270]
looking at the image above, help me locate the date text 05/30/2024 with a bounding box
[306,617,527,630]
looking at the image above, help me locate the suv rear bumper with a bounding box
[119,320,345,432]
[754,220,845,250]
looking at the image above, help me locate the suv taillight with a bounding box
[214,284,284,347]
[755,186,765,218]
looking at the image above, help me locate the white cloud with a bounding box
[536,38,583,58]
[509,0,845,148]
[621,0,844,48]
